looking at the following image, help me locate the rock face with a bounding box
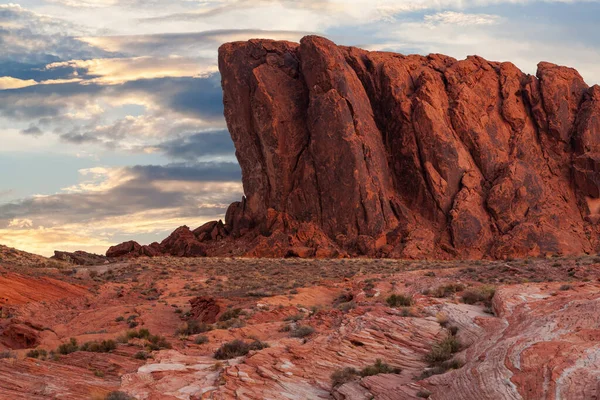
[108,35,600,259]
[51,251,107,266]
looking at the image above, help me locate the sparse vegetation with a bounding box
[214,339,269,360]
[80,340,117,353]
[219,308,242,321]
[0,350,16,359]
[284,313,305,322]
[105,391,135,400]
[432,283,465,298]
[194,335,209,345]
[331,359,400,387]
[26,349,48,359]
[424,335,461,365]
[386,293,414,307]
[176,320,212,335]
[57,338,79,355]
[359,359,401,376]
[460,286,496,307]
[290,325,315,338]
[134,351,149,360]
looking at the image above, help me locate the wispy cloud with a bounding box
[0,162,243,256]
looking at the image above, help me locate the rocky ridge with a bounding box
[108,35,600,260]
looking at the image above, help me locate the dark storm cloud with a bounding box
[131,162,240,182]
[20,126,43,136]
[0,162,242,227]
[156,131,235,161]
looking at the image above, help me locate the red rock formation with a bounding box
[108,35,600,260]
[51,250,107,266]
[188,296,221,324]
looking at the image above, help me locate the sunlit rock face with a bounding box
[215,35,600,260]
[108,35,600,260]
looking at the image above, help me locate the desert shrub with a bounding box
[219,308,242,322]
[284,313,305,322]
[0,350,15,359]
[134,351,149,360]
[57,338,79,355]
[432,283,465,298]
[115,316,124,322]
[79,340,116,353]
[146,334,171,350]
[386,294,413,307]
[215,318,245,330]
[337,301,356,313]
[290,325,315,338]
[214,339,269,360]
[424,335,461,367]
[360,359,401,376]
[105,391,135,400]
[331,359,400,387]
[26,349,48,359]
[331,367,358,387]
[419,359,464,379]
[177,320,212,335]
[559,284,572,291]
[194,335,209,345]
[460,286,496,307]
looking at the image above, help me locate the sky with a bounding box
[1,0,599,256]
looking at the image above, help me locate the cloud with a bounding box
[0,74,226,152]
[0,3,107,65]
[46,56,218,84]
[7,218,33,228]
[0,190,14,198]
[20,125,43,136]
[0,76,37,90]
[151,130,235,161]
[424,11,501,26]
[0,162,243,256]
[77,29,312,57]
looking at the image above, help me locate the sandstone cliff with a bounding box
[108,35,600,259]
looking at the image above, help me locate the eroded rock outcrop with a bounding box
[108,35,600,259]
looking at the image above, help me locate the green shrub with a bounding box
[79,340,116,353]
[214,339,269,360]
[386,294,413,307]
[461,286,495,307]
[176,320,212,335]
[57,338,79,355]
[284,313,305,322]
[194,335,209,345]
[105,391,135,400]
[219,308,242,322]
[26,349,47,359]
[331,367,358,387]
[360,359,401,376]
[331,359,400,387]
[0,351,15,359]
[134,351,149,360]
[290,325,315,338]
[424,335,460,365]
[432,283,465,298]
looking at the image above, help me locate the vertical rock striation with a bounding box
[105,35,600,260]
[216,35,600,259]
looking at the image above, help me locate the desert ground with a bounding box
[1,245,599,399]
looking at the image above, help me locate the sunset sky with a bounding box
[1,0,599,256]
